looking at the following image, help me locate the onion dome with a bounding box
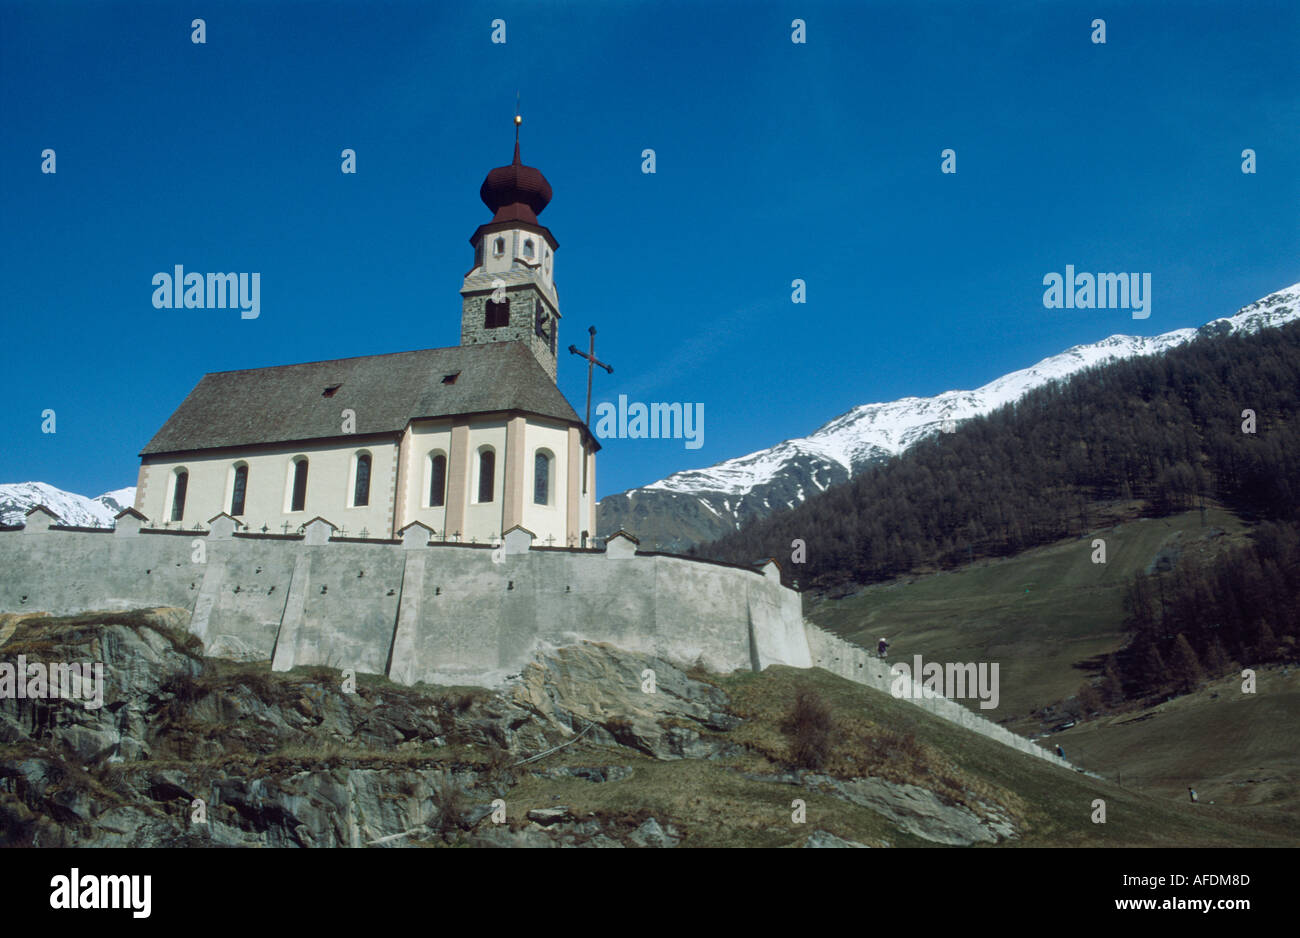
[479,139,552,225]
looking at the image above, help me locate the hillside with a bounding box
[598,283,1300,550]
[805,507,1252,731]
[1054,665,1300,827]
[3,608,1289,847]
[698,315,1300,591]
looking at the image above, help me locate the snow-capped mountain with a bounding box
[0,482,136,527]
[598,283,1300,550]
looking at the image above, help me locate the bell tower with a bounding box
[460,113,561,381]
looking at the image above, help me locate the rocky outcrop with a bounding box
[0,608,1032,848]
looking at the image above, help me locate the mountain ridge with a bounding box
[597,283,1300,550]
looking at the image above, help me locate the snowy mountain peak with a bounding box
[642,283,1300,499]
[0,482,137,527]
[599,282,1299,551]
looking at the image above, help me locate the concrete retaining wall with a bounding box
[805,624,1078,770]
[0,524,1084,771]
[0,527,811,687]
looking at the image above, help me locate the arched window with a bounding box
[534,450,552,506]
[492,236,505,257]
[523,238,534,260]
[353,452,371,507]
[549,318,557,355]
[231,463,248,516]
[428,453,447,507]
[290,458,308,512]
[534,301,547,338]
[477,449,495,503]
[485,297,509,328]
[170,469,188,522]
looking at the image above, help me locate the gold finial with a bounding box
[514,93,522,143]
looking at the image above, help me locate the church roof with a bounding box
[141,341,589,457]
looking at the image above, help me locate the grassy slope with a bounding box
[1052,666,1300,827]
[505,664,1292,847]
[804,507,1250,729]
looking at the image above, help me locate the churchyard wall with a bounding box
[0,520,1086,771]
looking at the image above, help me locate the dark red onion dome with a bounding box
[479,141,552,225]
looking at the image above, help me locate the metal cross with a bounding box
[568,325,612,495]
[568,326,613,429]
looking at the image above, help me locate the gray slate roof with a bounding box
[141,341,586,456]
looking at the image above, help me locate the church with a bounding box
[135,121,599,547]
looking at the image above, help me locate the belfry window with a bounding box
[478,449,495,503]
[231,464,248,516]
[492,237,505,257]
[353,453,371,507]
[170,470,188,522]
[535,301,547,338]
[549,318,556,355]
[485,297,509,328]
[290,458,308,512]
[523,238,534,260]
[429,453,447,508]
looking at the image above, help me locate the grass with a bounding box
[806,506,1250,727]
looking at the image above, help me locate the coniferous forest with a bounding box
[697,320,1300,694]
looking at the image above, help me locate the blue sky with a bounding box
[2,0,1297,500]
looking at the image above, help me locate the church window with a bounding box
[485,297,509,328]
[170,470,188,522]
[429,453,447,507]
[231,464,248,516]
[477,449,495,503]
[492,237,505,257]
[441,372,460,385]
[323,384,342,398]
[475,239,484,267]
[534,451,552,506]
[353,453,371,507]
[290,458,308,512]
[549,318,556,355]
[535,301,547,338]
[523,239,534,260]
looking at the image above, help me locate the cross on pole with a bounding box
[568,326,613,495]
[568,326,613,429]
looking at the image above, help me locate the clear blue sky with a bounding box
[3,0,1297,500]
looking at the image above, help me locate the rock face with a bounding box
[510,643,741,761]
[0,608,1029,848]
[802,775,1017,846]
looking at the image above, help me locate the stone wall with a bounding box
[804,624,1082,771]
[0,523,1087,772]
[0,525,809,688]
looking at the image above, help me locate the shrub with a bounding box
[785,689,833,770]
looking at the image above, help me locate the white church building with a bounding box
[135,127,600,547]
